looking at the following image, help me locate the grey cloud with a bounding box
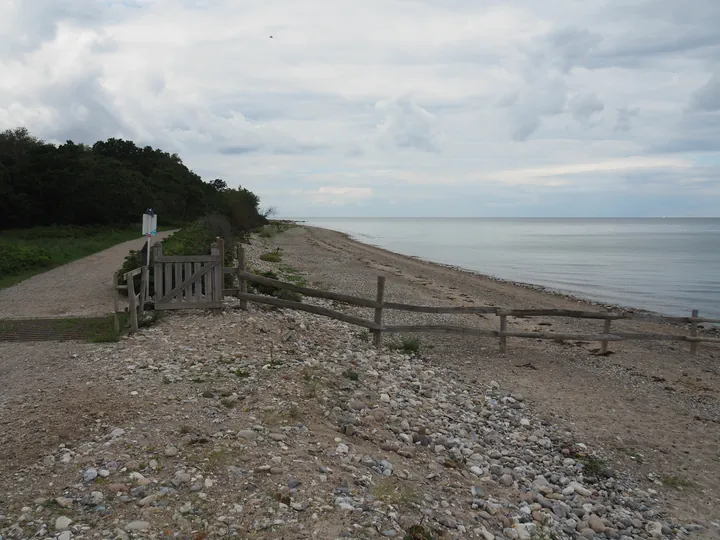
[374,97,443,153]
[219,145,262,155]
[569,93,604,122]
[647,112,720,153]
[532,27,603,73]
[690,73,720,112]
[504,78,568,141]
[614,107,639,133]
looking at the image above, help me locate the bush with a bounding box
[247,269,302,303]
[389,337,421,355]
[260,249,283,262]
[0,243,53,274]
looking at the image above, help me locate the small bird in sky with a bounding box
[269,36,273,38]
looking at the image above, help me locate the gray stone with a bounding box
[84,468,98,482]
[55,516,72,531]
[126,520,151,531]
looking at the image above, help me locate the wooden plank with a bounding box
[600,318,612,354]
[194,262,203,303]
[690,309,699,355]
[139,267,148,318]
[237,246,247,310]
[164,261,172,301]
[174,263,182,303]
[128,275,138,334]
[184,262,192,302]
[155,301,223,310]
[204,264,212,302]
[384,302,498,314]
[499,315,507,353]
[234,292,380,330]
[496,308,720,325]
[384,325,498,337]
[687,336,720,344]
[373,276,386,348]
[153,245,163,302]
[234,270,380,308]
[157,262,218,304]
[124,267,143,280]
[155,255,217,263]
[212,240,223,312]
[112,272,120,333]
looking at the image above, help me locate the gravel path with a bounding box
[0,231,175,319]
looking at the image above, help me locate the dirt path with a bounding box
[0,231,175,319]
[272,226,720,534]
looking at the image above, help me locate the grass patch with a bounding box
[372,479,419,508]
[342,369,359,381]
[389,336,421,355]
[233,369,251,378]
[403,525,434,540]
[576,454,608,477]
[0,226,159,289]
[661,475,695,490]
[260,249,283,263]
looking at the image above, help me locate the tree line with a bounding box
[0,127,267,231]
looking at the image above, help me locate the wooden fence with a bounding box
[223,247,720,355]
[114,239,720,354]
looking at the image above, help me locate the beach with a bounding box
[273,225,720,527]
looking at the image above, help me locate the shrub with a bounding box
[0,243,53,274]
[260,249,283,262]
[247,270,302,303]
[389,337,421,355]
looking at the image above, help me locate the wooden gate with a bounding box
[151,241,224,310]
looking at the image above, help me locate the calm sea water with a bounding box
[301,218,720,318]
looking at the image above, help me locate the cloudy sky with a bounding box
[2,0,719,217]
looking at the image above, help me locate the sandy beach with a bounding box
[273,225,720,528]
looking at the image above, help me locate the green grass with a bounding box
[260,249,283,262]
[661,475,695,490]
[0,226,167,289]
[389,336,422,355]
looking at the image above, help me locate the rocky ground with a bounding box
[0,233,717,540]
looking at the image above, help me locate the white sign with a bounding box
[142,213,158,236]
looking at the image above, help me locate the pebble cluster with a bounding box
[0,263,709,540]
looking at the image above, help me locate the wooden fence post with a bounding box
[211,239,223,313]
[373,276,386,348]
[690,309,699,355]
[140,266,149,316]
[600,318,612,354]
[152,244,163,302]
[499,315,507,353]
[237,245,247,310]
[128,274,138,334]
[112,272,120,333]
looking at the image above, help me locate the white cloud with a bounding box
[1,0,719,217]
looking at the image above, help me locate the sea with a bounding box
[299,218,720,319]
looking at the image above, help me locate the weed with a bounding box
[577,454,607,477]
[662,475,695,490]
[275,492,291,505]
[389,337,421,355]
[257,225,277,239]
[287,404,302,420]
[342,369,359,381]
[531,525,559,540]
[358,330,371,342]
[220,391,232,398]
[234,369,251,378]
[403,525,434,540]
[260,249,283,263]
[220,397,236,408]
[372,479,419,507]
[179,424,192,435]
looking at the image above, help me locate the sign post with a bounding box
[142,209,158,265]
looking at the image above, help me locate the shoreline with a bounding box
[302,225,705,328]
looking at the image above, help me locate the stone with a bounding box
[499,474,514,487]
[110,428,125,438]
[165,446,179,457]
[238,429,257,440]
[109,483,129,493]
[59,531,72,540]
[126,520,151,531]
[588,514,606,533]
[83,468,98,482]
[55,516,72,531]
[55,496,73,508]
[269,433,286,441]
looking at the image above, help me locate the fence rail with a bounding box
[225,248,720,355]
[114,239,720,354]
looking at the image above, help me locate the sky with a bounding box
[1,0,719,217]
